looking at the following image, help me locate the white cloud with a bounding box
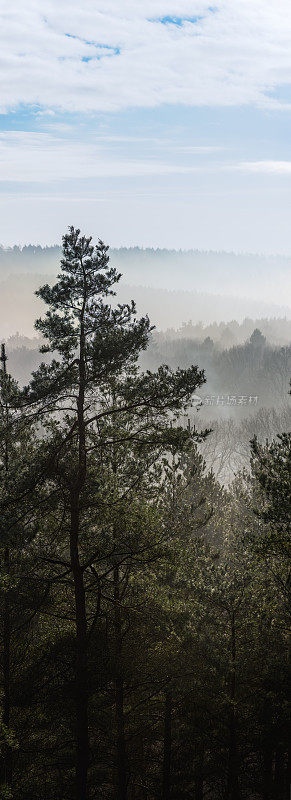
[1,1,291,112]
[238,160,291,174]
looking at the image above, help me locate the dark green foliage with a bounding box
[0,228,288,800]
[251,432,291,535]
[250,432,291,616]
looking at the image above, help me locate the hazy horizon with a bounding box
[3,241,291,258]
[1,244,290,328]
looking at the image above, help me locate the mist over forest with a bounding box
[0,244,291,337]
[1,243,291,304]
[1,243,290,487]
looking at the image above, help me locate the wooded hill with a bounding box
[0,244,290,332]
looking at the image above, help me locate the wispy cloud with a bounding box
[238,160,291,174]
[0,131,210,181]
[1,1,291,113]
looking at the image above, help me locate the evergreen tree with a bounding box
[21,227,206,799]
[250,432,291,609]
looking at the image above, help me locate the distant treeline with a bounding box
[144,329,291,406]
[5,327,291,402]
[0,244,61,273]
[159,317,291,346]
[2,243,291,274]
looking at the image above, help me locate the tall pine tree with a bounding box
[22,227,206,799]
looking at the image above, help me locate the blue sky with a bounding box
[1,0,291,253]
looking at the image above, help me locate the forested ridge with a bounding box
[0,243,290,337]
[0,229,289,800]
[1,244,291,287]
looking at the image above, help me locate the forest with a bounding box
[5,317,291,485]
[0,227,290,800]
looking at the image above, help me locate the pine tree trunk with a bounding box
[70,500,89,800]
[162,691,172,800]
[70,314,89,800]
[227,611,240,800]
[113,563,127,800]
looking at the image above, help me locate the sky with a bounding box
[1,0,291,252]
